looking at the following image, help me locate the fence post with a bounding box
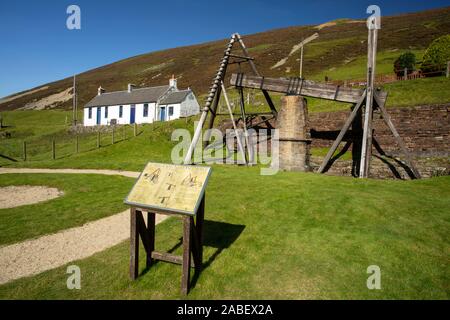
[446,61,450,78]
[112,127,115,144]
[134,123,137,137]
[97,131,100,148]
[404,67,408,80]
[75,135,79,153]
[23,141,27,161]
[52,139,56,160]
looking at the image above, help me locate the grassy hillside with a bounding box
[1,6,449,111]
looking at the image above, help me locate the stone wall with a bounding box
[309,103,450,157]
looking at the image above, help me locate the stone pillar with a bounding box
[277,95,310,171]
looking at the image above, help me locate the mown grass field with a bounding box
[0,167,448,299]
[0,173,133,245]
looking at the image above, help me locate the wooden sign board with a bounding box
[124,162,212,216]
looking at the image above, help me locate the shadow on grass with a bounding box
[0,154,18,162]
[139,219,245,289]
[191,220,245,288]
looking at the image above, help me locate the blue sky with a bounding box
[0,0,449,98]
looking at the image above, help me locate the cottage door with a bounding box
[130,105,136,124]
[160,107,166,121]
[96,107,101,125]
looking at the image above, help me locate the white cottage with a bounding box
[83,78,200,126]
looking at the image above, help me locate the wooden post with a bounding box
[181,216,192,295]
[359,26,378,178]
[112,127,115,144]
[130,208,139,280]
[97,131,100,148]
[23,141,27,161]
[404,67,408,80]
[299,44,304,78]
[146,212,155,268]
[134,123,137,137]
[221,82,247,164]
[196,195,205,266]
[52,139,56,160]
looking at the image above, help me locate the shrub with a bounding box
[421,34,450,76]
[394,52,416,76]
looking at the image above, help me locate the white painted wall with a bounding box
[157,92,200,122]
[83,91,200,126]
[181,92,201,117]
[83,102,157,126]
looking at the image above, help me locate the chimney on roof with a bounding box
[98,86,105,96]
[169,75,177,90]
[128,83,136,93]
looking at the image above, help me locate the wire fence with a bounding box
[325,61,450,87]
[0,123,142,163]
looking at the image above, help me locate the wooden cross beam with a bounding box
[230,73,387,105]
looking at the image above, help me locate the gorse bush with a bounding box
[394,52,416,75]
[421,34,450,76]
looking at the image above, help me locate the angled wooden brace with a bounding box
[318,91,367,174]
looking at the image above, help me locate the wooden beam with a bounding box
[230,73,387,105]
[317,91,366,173]
[374,92,421,179]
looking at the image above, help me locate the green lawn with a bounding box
[0,166,448,299]
[0,173,133,245]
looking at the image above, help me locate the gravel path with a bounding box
[0,168,167,285]
[0,185,63,209]
[0,168,140,178]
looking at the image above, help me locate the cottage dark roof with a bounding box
[84,85,170,108]
[159,90,191,105]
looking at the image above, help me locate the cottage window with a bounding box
[119,106,123,118]
[104,106,108,118]
[143,104,149,117]
[169,106,174,116]
[88,107,92,119]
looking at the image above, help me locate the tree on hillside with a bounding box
[421,34,450,77]
[394,52,416,76]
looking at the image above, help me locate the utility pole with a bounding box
[299,40,304,78]
[73,75,77,126]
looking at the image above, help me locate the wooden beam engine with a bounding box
[230,73,388,105]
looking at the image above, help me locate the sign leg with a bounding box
[130,208,139,280]
[197,195,205,265]
[181,216,192,295]
[146,212,155,268]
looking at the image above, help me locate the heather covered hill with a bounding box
[1,6,450,111]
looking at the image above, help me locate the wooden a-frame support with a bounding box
[183,33,276,165]
[318,25,421,179]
